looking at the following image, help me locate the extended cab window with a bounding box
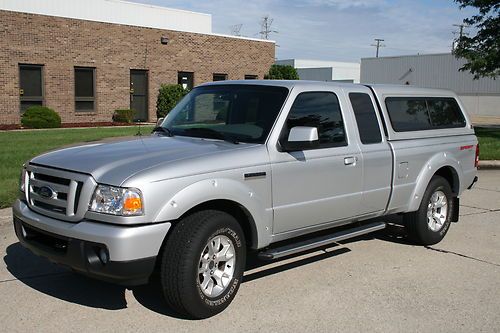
[284,92,346,148]
[349,93,382,144]
[386,97,466,132]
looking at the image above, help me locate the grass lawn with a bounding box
[0,126,152,209]
[475,127,500,161]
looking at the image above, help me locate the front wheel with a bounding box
[160,210,246,319]
[403,176,454,245]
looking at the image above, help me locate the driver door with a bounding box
[270,89,363,234]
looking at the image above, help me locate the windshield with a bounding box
[161,84,289,144]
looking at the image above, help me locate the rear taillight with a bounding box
[475,144,480,168]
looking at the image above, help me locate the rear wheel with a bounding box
[160,210,246,319]
[403,176,454,245]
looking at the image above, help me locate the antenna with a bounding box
[259,15,278,40]
[371,38,385,57]
[230,24,243,36]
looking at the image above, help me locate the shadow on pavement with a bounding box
[4,243,127,310]
[3,216,413,317]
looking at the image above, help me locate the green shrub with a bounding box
[21,106,61,129]
[112,109,136,123]
[264,64,300,80]
[156,84,188,118]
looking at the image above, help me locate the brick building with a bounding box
[0,0,275,126]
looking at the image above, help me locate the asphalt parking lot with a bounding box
[1,170,499,332]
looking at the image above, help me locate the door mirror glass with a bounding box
[281,126,319,151]
[156,117,164,127]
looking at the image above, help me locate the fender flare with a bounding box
[407,153,463,212]
[153,178,272,248]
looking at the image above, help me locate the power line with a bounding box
[371,38,385,57]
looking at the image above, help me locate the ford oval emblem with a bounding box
[38,186,56,199]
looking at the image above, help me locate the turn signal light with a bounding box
[124,197,142,212]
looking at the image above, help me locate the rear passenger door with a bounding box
[269,89,363,234]
[348,89,392,214]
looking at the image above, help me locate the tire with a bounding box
[160,210,246,319]
[403,176,454,245]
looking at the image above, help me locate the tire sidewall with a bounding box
[417,177,453,244]
[184,213,246,317]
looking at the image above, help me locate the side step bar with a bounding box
[258,222,386,260]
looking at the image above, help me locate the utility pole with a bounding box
[452,23,469,51]
[371,38,385,57]
[259,15,278,40]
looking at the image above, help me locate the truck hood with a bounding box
[30,135,256,185]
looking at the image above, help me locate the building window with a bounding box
[213,73,228,81]
[245,75,258,80]
[75,67,96,112]
[19,64,44,113]
[178,71,194,90]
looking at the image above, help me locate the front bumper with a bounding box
[12,199,171,285]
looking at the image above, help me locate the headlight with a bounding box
[89,185,144,216]
[19,168,27,193]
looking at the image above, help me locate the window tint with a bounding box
[75,67,95,112]
[284,92,346,148]
[385,98,430,131]
[385,97,466,132]
[427,98,466,128]
[349,93,382,144]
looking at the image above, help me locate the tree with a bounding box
[453,0,499,79]
[264,64,300,80]
[156,84,188,118]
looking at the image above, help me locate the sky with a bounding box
[132,0,477,63]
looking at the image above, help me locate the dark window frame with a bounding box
[213,73,228,81]
[280,91,348,150]
[244,75,258,80]
[385,96,466,132]
[19,64,44,113]
[74,66,96,112]
[178,71,194,90]
[349,92,383,145]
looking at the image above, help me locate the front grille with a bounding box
[25,165,94,222]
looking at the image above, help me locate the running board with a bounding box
[258,222,386,260]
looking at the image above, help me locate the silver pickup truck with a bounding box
[13,81,478,318]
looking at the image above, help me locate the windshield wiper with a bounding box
[152,126,173,137]
[183,127,239,144]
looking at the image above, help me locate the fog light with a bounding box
[99,248,109,264]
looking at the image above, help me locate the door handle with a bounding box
[344,156,357,166]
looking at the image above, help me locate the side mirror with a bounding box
[280,126,319,152]
[156,117,164,127]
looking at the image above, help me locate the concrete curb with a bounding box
[479,160,500,169]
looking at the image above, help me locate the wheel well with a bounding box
[181,199,258,249]
[435,166,459,195]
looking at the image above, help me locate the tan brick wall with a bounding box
[0,10,275,125]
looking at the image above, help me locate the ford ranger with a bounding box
[13,81,478,318]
